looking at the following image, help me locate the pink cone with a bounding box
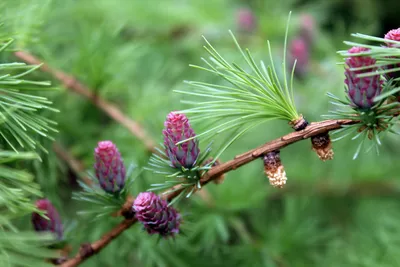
[94,141,126,193]
[32,199,63,240]
[133,192,181,237]
[163,112,199,169]
[344,47,382,109]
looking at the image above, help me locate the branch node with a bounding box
[79,243,95,258]
[119,196,136,219]
[51,256,68,265]
[290,114,309,131]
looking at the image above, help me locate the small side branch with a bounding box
[53,143,93,186]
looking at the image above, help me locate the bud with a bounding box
[263,151,287,188]
[94,141,126,193]
[311,132,334,161]
[237,8,256,32]
[32,199,63,240]
[133,192,181,237]
[383,28,400,82]
[288,37,310,79]
[163,112,200,169]
[290,114,308,131]
[344,46,382,109]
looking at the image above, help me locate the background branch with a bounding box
[14,51,156,153]
[53,143,93,186]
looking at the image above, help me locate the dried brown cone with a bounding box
[311,132,334,161]
[289,114,309,131]
[263,151,287,188]
[203,158,225,184]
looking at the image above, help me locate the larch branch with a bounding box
[58,118,358,267]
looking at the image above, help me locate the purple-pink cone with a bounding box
[32,199,63,240]
[299,14,315,45]
[163,112,200,169]
[384,28,400,48]
[384,28,400,81]
[288,38,310,78]
[237,8,256,32]
[133,192,181,237]
[344,47,382,109]
[94,141,126,194]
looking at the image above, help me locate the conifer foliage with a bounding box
[1,1,400,267]
[0,16,58,266]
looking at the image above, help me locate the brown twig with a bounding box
[59,218,137,267]
[14,51,156,153]
[59,118,358,267]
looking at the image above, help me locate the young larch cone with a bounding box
[311,132,334,161]
[32,199,63,240]
[163,111,200,169]
[94,140,126,194]
[384,28,400,83]
[344,47,382,109]
[133,192,181,237]
[263,151,287,188]
[237,8,256,32]
[299,14,315,45]
[288,37,310,79]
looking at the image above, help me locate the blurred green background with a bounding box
[2,0,400,266]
